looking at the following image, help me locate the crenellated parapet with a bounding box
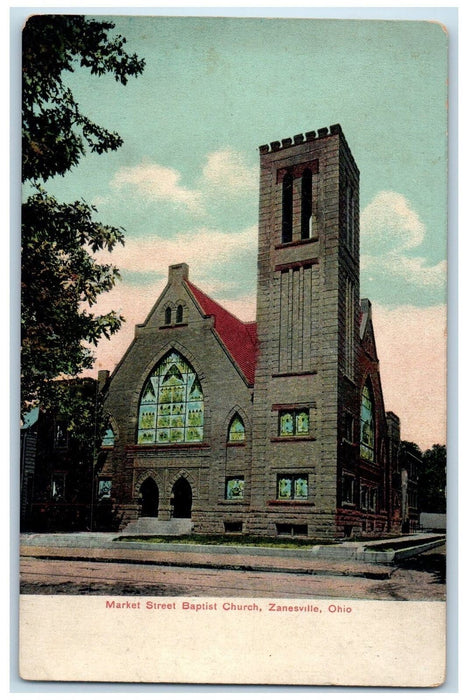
[259,123,359,175]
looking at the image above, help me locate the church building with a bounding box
[99,124,404,539]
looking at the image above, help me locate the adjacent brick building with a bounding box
[99,124,405,539]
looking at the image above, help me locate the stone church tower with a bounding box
[91,123,397,539]
[248,125,361,537]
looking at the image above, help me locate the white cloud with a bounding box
[110,161,204,214]
[361,191,426,253]
[108,148,257,214]
[201,148,258,195]
[361,191,446,290]
[96,225,258,278]
[361,252,447,289]
[90,195,109,208]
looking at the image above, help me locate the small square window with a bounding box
[276,523,308,537]
[279,409,309,437]
[224,521,243,533]
[277,474,308,500]
[225,477,244,500]
[98,479,112,501]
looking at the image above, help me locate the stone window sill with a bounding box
[275,238,318,249]
[128,442,210,451]
[218,500,246,505]
[271,436,316,443]
[267,500,313,507]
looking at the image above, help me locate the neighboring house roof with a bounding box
[185,280,257,385]
[21,406,39,430]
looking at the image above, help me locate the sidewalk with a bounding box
[20,531,445,578]
[21,542,394,580]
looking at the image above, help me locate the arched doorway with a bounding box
[140,477,159,517]
[171,477,192,518]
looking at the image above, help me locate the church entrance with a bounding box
[171,477,192,518]
[140,477,159,517]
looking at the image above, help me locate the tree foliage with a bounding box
[400,441,447,514]
[21,15,145,412]
[419,444,447,514]
[22,15,144,182]
[399,440,422,460]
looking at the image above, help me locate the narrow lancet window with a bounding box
[345,278,354,378]
[346,184,355,249]
[176,305,183,324]
[301,169,313,239]
[282,173,293,243]
[360,382,375,461]
[228,414,245,442]
[164,306,172,325]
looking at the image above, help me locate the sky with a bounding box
[29,13,448,450]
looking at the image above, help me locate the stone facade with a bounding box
[100,124,402,539]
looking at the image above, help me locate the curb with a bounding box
[21,552,395,581]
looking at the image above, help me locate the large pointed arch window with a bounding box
[137,351,204,444]
[360,382,375,461]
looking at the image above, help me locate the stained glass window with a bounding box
[98,479,112,501]
[296,411,309,435]
[226,477,244,500]
[137,351,204,444]
[360,383,375,461]
[279,412,294,436]
[228,415,245,442]
[277,475,308,500]
[279,409,309,437]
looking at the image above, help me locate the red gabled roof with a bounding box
[185,280,257,385]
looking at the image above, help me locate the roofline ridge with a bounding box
[185,279,256,327]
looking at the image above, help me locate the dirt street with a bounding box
[20,544,446,601]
